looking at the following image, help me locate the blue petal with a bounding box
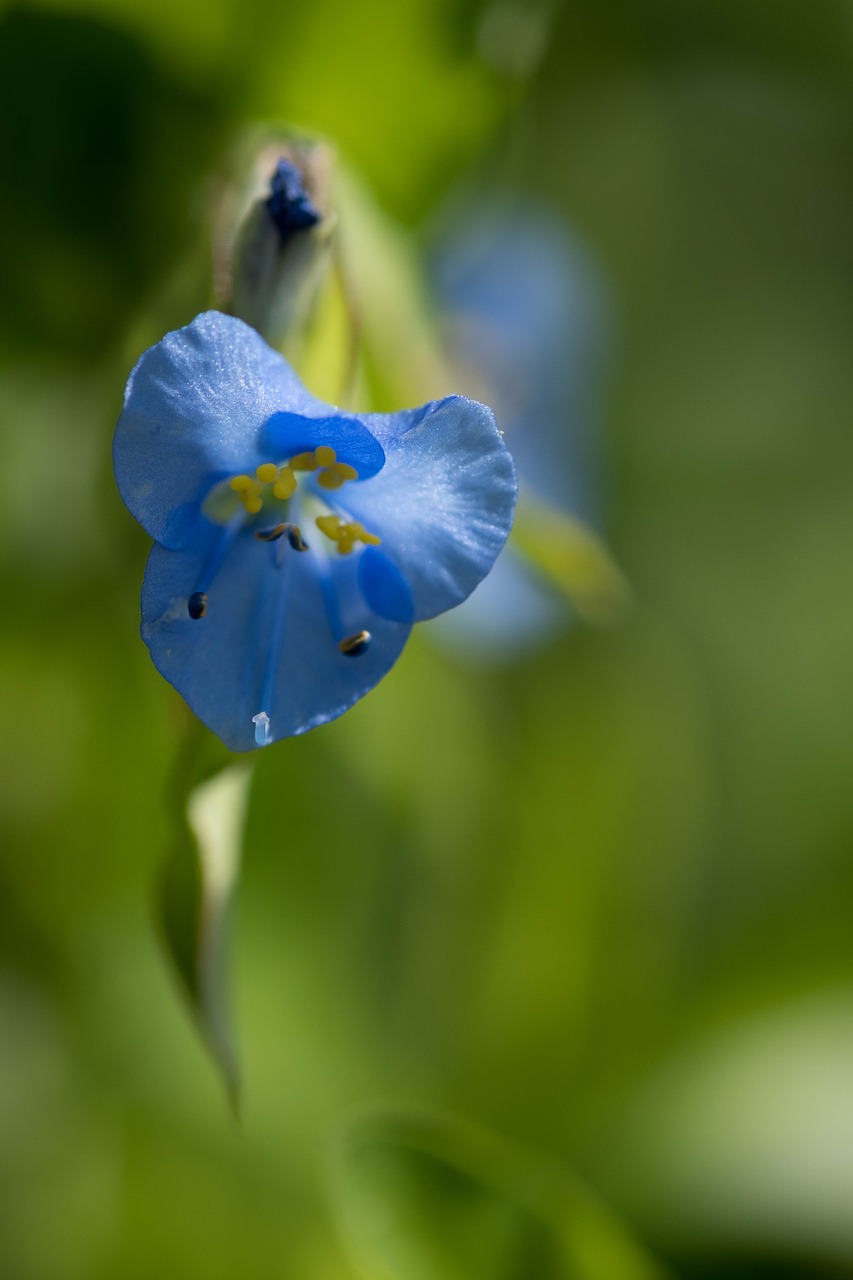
[262,411,384,479]
[340,396,517,622]
[140,532,410,751]
[113,311,355,550]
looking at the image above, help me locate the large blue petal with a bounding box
[140,531,411,751]
[114,311,352,550]
[340,396,517,621]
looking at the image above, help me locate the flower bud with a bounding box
[215,136,336,351]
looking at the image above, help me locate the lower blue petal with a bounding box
[140,533,411,751]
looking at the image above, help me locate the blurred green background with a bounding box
[2,0,853,1276]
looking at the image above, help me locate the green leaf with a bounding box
[330,1108,668,1280]
[512,489,634,628]
[158,739,252,1114]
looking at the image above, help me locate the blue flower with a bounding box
[113,311,516,751]
[428,198,612,658]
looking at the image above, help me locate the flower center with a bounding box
[228,445,360,516]
[223,447,380,554]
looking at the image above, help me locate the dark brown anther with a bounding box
[255,523,287,542]
[339,630,372,657]
[286,524,309,552]
[188,591,208,620]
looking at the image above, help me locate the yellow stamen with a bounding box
[227,445,362,525]
[273,466,296,500]
[317,462,359,491]
[315,514,381,555]
[316,514,342,540]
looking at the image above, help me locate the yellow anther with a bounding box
[227,477,265,515]
[256,462,278,483]
[315,514,381,555]
[289,451,317,471]
[273,466,296,500]
[316,514,342,540]
[315,445,336,468]
[317,462,359,491]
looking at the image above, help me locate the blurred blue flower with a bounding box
[428,198,613,658]
[114,311,516,751]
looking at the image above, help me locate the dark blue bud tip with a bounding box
[267,158,321,243]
